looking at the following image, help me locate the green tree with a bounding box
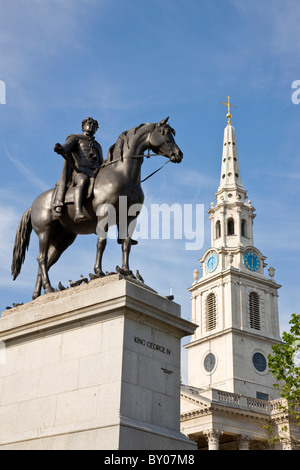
[268,313,300,446]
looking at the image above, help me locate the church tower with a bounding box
[186,98,281,400]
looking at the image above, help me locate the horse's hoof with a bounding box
[116,266,126,276]
[116,266,133,277]
[32,292,40,300]
[44,286,55,295]
[92,270,105,279]
[126,272,136,279]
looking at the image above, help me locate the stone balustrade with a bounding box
[199,388,286,416]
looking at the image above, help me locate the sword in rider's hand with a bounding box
[54,143,79,173]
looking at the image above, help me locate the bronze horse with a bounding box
[11,117,183,299]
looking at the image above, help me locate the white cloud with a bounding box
[212,0,300,92]
[0,0,106,117]
[0,0,101,60]
[230,0,300,55]
[3,146,48,192]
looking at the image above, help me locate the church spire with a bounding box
[208,98,255,250]
[218,97,243,192]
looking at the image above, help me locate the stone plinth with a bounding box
[0,275,196,450]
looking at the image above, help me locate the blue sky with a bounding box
[0,1,300,376]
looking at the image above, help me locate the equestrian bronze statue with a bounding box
[11,117,183,299]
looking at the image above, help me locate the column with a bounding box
[282,439,297,450]
[238,435,252,450]
[204,430,222,450]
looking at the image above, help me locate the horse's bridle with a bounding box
[99,123,172,182]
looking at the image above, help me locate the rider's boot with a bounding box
[73,185,87,223]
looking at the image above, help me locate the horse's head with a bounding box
[149,117,183,163]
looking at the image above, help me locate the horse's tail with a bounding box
[11,207,32,280]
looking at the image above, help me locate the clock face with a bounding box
[205,252,219,273]
[244,250,260,271]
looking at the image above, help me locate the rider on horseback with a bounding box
[53,117,103,222]
[12,117,183,298]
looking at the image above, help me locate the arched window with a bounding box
[249,292,260,330]
[216,220,221,239]
[206,293,217,331]
[241,219,247,237]
[227,218,235,236]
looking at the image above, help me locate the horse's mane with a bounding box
[105,123,150,163]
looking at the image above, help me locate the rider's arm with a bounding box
[54,135,78,156]
[60,135,78,154]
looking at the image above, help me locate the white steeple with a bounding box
[219,96,243,191]
[207,98,256,252]
[185,99,281,400]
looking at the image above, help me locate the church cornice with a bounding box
[208,199,254,215]
[185,326,282,349]
[180,401,272,423]
[189,265,281,293]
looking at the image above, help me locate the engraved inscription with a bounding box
[134,336,171,355]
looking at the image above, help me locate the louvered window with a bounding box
[207,293,217,331]
[216,220,221,239]
[227,218,235,235]
[249,292,260,330]
[241,219,247,237]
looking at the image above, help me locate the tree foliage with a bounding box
[268,313,300,422]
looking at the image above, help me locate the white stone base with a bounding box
[0,275,196,450]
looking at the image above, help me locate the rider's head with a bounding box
[82,117,99,135]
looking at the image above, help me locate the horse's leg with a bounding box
[47,231,77,270]
[121,236,132,273]
[120,216,137,274]
[94,237,107,277]
[37,230,54,294]
[33,231,77,299]
[32,267,42,300]
[94,214,108,276]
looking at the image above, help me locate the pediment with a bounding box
[180,385,211,414]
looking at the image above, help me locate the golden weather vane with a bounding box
[221,96,237,125]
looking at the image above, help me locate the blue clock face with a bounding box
[205,252,219,273]
[244,250,260,271]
